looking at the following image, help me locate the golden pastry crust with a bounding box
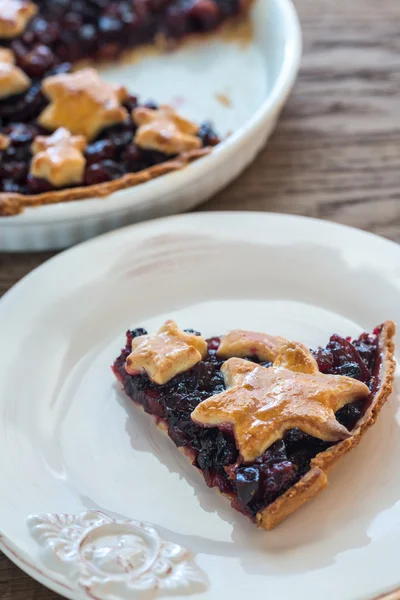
[126,320,208,385]
[38,68,129,140]
[30,128,87,187]
[0,46,31,99]
[256,320,396,529]
[0,132,10,150]
[274,341,320,373]
[0,0,37,38]
[133,105,202,155]
[217,329,288,361]
[192,345,370,462]
[0,146,211,216]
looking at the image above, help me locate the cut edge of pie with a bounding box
[76,10,254,71]
[0,146,211,216]
[113,320,396,530]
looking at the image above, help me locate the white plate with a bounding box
[0,212,400,600]
[0,0,301,251]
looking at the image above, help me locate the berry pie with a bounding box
[113,319,396,529]
[0,0,246,215]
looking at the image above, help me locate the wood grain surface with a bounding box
[1,0,400,598]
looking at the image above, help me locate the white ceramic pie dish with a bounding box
[0,0,301,251]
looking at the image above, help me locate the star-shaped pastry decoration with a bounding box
[38,68,129,141]
[0,0,37,38]
[191,341,370,462]
[125,320,208,385]
[30,127,87,187]
[132,105,202,155]
[217,329,288,362]
[0,47,31,99]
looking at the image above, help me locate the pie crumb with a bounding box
[215,93,232,108]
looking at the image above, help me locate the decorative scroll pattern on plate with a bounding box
[28,510,208,599]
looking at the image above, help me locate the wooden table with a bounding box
[1,0,400,597]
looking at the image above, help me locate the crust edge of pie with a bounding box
[0,146,211,216]
[256,319,396,530]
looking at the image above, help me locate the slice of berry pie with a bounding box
[113,319,396,529]
[0,0,231,215]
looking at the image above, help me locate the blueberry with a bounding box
[168,425,187,447]
[120,143,142,170]
[130,327,147,339]
[284,428,310,450]
[20,44,57,79]
[79,23,97,46]
[84,160,125,185]
[123,94,138,112]
[198,121,219,146]
[260,439,288,462]
[98,15,124,38]
[103,125,134,148]
[6,124,37,145]
[335,362,362,380]
[215,432,238,465]
[260,461,297,497]
[85,140,116,165]
[27,175,54,194]
[335,401,363,430]
[184,328,202,336]
[1,180,23,193]
[0,161,28,181]
[187,0,220,30]
[144,100,158,110]
[313,347,334,373]
[259,360,273,368]
[327,335,370,382]
[235,466,260,505]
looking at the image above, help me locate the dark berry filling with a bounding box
[113,326,382,520]
[5,0,243,66]
[0,89,219,194]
